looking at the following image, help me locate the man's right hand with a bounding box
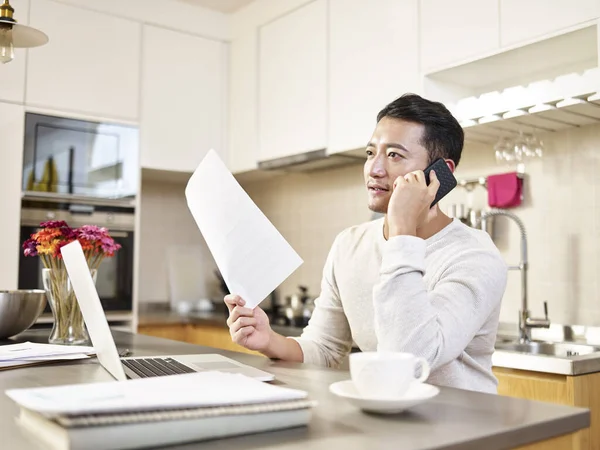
[224,295,272,352]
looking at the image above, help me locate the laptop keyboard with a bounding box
[122,358,196,378]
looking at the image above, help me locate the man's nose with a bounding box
[369,155,387,178]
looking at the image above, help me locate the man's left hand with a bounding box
[387,169,440,237]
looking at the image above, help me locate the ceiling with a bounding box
[175,0,255,13]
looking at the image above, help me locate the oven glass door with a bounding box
[19,226,133,313]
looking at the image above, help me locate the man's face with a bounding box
[364,117,430,214]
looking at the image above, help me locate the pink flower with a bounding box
[39,220,69,228]
[76,225,107,241]
[100,237,121,256]
[22,238,38,257]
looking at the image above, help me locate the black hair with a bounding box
[376,93,464,167]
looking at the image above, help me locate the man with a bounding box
[224,93,508,394]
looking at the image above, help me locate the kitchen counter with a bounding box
[138,302,305,337]
[0,329,590,450]
[141,304,600,375]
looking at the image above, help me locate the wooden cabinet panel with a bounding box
[493,367,599,450]
[187,325,264,357]
[137,323,264,357]
[137,324,190,342]
[494,367,571,405]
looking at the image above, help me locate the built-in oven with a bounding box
[18,204,135,318]
[18,110,139,326]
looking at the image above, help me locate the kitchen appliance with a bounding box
[270,285,314,328]
[257,148,364,172]
[18,205,135,318]
[22,112,139,201]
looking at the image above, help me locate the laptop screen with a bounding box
[60,240,127,381]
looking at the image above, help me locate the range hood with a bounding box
[257,148,364,172]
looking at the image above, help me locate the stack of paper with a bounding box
[6,371,315,450]
[0,342,96,370]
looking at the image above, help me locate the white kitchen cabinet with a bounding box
[420,0,499,72]
[0,0,28,104]
[258,0,327,162]
[140,25,226,172]
[500,0,600,47]
[328,0,420,154]
[26,0,141,121]
[0,102,24,289]
[228,31,258,174]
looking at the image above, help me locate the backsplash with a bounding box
[243,164,373,299]
[138,122,600,328]
[137,177,218,304]
[443,122,600,327]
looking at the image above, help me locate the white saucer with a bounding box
[329,380,439,414]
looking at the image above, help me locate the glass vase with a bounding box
[42,267,94,345]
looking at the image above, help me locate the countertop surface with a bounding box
[138,302,305,337]
[139,304,600,375]
[0,330,590,450]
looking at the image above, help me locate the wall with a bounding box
[0,103,25,289]
[243,163,372,299]
[237,122,600,328]
[137,176,220,304]
[446,123,600,327]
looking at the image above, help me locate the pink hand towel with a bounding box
[487,172,522,208]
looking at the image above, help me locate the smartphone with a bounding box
[423,158,457,207]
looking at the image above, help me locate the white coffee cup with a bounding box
[349,351,430,399]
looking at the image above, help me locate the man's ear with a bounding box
[444,159,456,173]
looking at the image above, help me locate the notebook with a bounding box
[7,371,315,450]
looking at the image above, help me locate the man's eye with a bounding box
[388,152,401,158]
[365,149,374,157]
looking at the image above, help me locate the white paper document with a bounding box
[0,354,91,370]
[6,371,308,416]
[0,342,95,370]
[185,150,303,308]
[0,342,95,362]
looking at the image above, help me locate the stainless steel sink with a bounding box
[493,324,600,375]
[495,340,600,357]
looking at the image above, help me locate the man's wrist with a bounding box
[261,329,304,362]
[261,329,284,359]
[389,223,417,237]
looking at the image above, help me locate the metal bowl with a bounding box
[0,290,47,339]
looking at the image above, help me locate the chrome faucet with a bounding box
[477,209,550,343]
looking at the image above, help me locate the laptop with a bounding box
[60,240,274,382]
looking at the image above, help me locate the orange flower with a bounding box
[33,228,61,243]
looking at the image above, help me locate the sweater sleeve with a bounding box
[290,235,353,367]
[373,235,507,370]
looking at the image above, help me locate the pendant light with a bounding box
[0,0,48,64]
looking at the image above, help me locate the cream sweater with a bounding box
[292,218,508,394]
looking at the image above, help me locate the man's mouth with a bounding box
[368,185,389,192]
